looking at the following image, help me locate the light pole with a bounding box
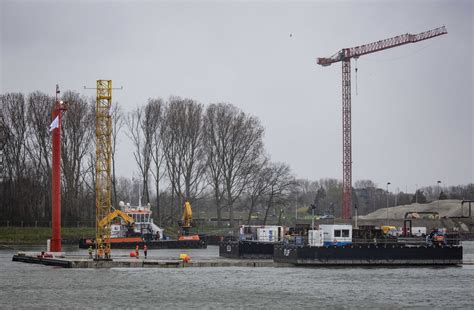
[437,180,442,209]
[386,182,391,221]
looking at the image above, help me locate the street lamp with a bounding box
[386,182,391,221]
[437,180,442,209]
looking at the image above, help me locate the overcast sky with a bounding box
[1,0,472,192]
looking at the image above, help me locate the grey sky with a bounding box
[1,0,472,192]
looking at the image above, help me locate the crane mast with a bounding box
[95,80,113,259]
[317,26,447,219]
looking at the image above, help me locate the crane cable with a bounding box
[355,57,358,96]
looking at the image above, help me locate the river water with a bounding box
[1,243,473,309]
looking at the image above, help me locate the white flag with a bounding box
[49,116,59,132]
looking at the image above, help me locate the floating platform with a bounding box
[12,253,276,269]
[219,240,280,259]
[274,244,463,266]
[78,238,207,249]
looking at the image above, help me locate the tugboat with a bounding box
[219,225,285,259]
[274,224,463,266]
[79,201,207,249]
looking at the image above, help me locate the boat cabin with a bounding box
[319,224,352,246]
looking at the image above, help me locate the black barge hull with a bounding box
[274,244,463,266]
[219,240,279,259]
[79,239,207,249]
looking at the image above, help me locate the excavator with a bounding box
[98,208,135,228]
[80,208,138,248]
[178,201,201,241]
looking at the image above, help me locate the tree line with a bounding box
[1,91,473,227]
[0,91,295,227]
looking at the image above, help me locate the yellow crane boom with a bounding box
[98,209,135,228]
[182,201,192,229]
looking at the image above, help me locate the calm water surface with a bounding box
[1,243,473,309]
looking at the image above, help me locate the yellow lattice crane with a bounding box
[95,80,113,259]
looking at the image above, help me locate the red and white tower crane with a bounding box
[317,26,447,219]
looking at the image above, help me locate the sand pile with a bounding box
[359,199,468,220]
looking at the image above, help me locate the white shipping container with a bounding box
[256,226,282,242]
[308,230,324,247]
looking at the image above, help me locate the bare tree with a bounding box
[203,103,265,227]
[0,93,29,219]
[244,158,270,224]
[354,179,376,189]
[60,91,95,222]
[111,101,125,208]
[147,98,165,223]
[26,91,55,220]
[262,162,294,225]
[203,104,226,227]
[125,102,157,206]
[161,97,206,212]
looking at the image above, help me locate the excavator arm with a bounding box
[182,201,193,228]
[98,209,135,228]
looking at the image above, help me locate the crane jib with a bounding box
[317,26,447,65]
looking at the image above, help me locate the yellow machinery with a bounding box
[381,225,397,235]
[181,201,192,231]
[95,80,113,258]
[179,201,200,240]
[98,209,135,228]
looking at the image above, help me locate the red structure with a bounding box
[317,26,447,219]
[50,85,66,252]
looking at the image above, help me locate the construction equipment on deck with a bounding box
[98,208,135,228]
[178,201,200,241]
[84,80,122,259]
[317,26,448,219]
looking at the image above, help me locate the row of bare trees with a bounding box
[0,91,95,224]
[122,97,296,227]
[5,90,469,227]
[0,90,297,227]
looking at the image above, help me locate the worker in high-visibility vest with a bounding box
[135,245,139,259]
[88,246,93,259]
[105,247,111,259]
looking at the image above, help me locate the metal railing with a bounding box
[282,234,462,247]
